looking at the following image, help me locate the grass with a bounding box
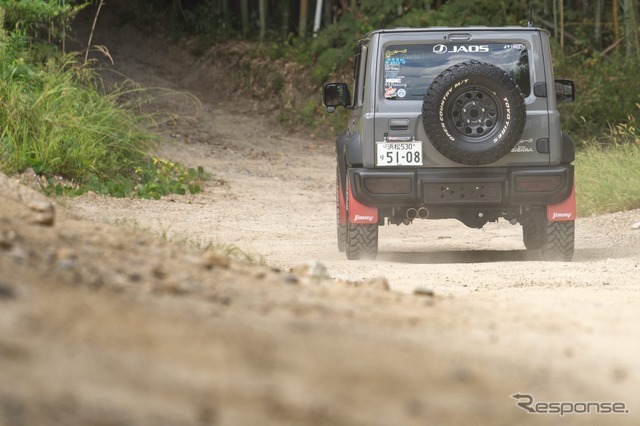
[0,22,207,199]
[1,56,146,178]
[113,217,265,264]
[575,111,640,216]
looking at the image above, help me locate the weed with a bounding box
[576,123,640,216]
[0,25,208,199]
[216,243,265,265]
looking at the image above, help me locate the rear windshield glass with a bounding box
[383,43,530,100]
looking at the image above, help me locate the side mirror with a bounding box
[323,82,351,113]
[555,79,575,103]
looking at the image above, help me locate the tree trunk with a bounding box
[623,0,639,56]
[313,0,323,36]
[613,0,620,51]
[559,0,565,51]
[282,0,291,39]
[595,0,603,50]
[259,0,266,41]
[299,0,308,37]
[552,0,558,39]
[323,0,332,27]
[241,0,249,37]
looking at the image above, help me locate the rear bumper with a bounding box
[349,165,574,207]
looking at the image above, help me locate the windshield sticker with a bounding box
[397,88,407,98]
[385,48,423,61]
[386,48,407,59]
[385,76,407,89]
[432,44,490,54]
[386,48,408,65]
[384,86,397,99]
[385,63,400,72]
[386,57,406,65]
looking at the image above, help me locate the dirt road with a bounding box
[1,10,640,426]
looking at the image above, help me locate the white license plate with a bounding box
[376,141,423,166]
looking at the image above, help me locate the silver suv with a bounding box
[323,26,576,261]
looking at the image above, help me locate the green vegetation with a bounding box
[577,142,640,215]
[554,52,640,138]
[158,0,640,141]
[575,109,640,215]
[0,4,207,199]
[0,0,83,43]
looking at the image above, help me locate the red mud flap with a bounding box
[547,184,576,222]
[347,180,378,224]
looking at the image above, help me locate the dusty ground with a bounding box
[1,8,640,426]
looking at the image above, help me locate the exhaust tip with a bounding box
[406,208,418,220]
[418,207,429,219]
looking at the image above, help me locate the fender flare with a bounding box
[336,131,349,201]
[561,132,575,164]
[345,133,362,166]
[336,132,362,202]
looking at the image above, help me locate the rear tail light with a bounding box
[514,175,562,192]
[364,177,412,194]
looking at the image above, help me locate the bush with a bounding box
[575,110,640,215]
[0,56,147,180]
[0,0,85,48]
[395,0,520,27]
[0,14,207,199]
[554,51,640,138]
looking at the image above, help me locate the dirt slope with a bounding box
[2,8,640,426]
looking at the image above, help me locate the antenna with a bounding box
[527,1,535,27]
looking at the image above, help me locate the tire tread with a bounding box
[541,220,575,261]
[346,224,378,260]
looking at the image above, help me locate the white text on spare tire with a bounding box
[493,97,511,144]
[439,84,458,141]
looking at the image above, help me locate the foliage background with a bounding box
[0,1,208,198]
[148,0,640,140]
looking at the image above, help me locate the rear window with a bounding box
[383,43,530,100]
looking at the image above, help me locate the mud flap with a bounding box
[347,179,378,224]
[547,184,576,222]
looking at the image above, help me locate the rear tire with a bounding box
[346,223,378,260]
[541,220,575,261]
[522,212,544,250]
[522,210,574,261]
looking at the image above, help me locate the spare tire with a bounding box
[422,60,526,165]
